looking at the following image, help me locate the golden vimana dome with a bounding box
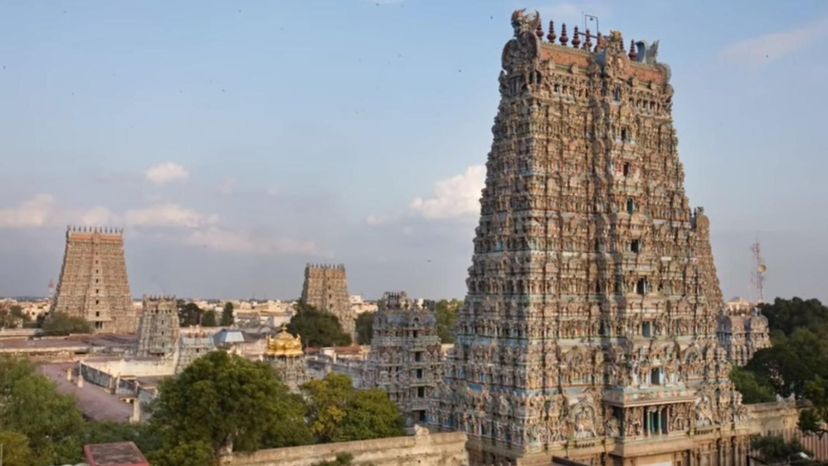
[266,327,303,357]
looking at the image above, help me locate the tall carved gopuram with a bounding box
[433,11,749,466]
[51,226,136,334]
[301,264,355,339]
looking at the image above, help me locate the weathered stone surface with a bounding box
[220,430,468,466]
[717,299,770,367]
[364,291,443,428]
[136,296,179,358]
[52,226,136,334]
[301,264,355,338]
[431,12,752,466]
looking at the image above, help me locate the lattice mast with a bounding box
[750,240,767,304]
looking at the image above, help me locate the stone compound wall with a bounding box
[221,430,468,466]
[748,401,828,461]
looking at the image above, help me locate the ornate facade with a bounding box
[264,326,308,391]
[136,295,179,358]
[364,292,443,428]
[301,264,355,339]
[717,299,770,367]
[52,226,136,334]
[433,12,750,466]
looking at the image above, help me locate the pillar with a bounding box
[130,399,142,424]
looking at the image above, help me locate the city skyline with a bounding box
[1,0,827,301]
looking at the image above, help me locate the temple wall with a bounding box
[221,431,468,466]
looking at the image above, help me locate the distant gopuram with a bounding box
[137,295,180,357]
[300,264,355,339]
[51,226,136,334]
[432,11,750,466]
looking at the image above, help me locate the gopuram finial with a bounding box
[628,39,638,61]
[572,26,581,48]
[559,23,569,46]
[546,20,556,42]
[535,21,544,39]
[584,29,593,51]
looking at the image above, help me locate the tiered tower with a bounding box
[51,226,136,334]
[137,295,180,358]
[364,291,443,428]
[717,299,770,367]
[301,264,355,339]
[433,12,748,466]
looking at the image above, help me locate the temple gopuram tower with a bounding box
[137,295,180,358]
[51,226,136,334]
[433,12,749,466]
[301,264,355,339]
[364,291,443,428]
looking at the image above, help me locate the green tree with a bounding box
[302,374,404,443]
[355,312,374,345]
[149,440,215,466]
[178,302,204,327]
[730,367,775,403]
[82,421,159,455]
[751,435,811,464]
[288,302,351,348]
[149,351,312,460]
[202,309,218,327]
[759,297,828,338]
[0,430,34,466]
[221,302,235,326]
[41,312,92,336]
[0,304,29,329]
[733,298,828,437]
[0,356,86,465]
[435,299,461,344]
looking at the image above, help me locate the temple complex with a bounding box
[51,226,136,334]
[364,292,443,428]
[264,326,308,391]
[717,298,770,367]
[432,11,750,466]
[136,296,179,358]
[301,264,355,339]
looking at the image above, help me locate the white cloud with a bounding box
[720,17,828,66]
[186,227,321,256]
[145,162,189,185]
[78,206,115,226]
[124,203,216,228]
[0,194,56,228]
[409,165,485,220]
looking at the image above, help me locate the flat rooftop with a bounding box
[84,441,149,466]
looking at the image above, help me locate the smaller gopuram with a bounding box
[136,295,179,358]
[300,264,355,339]
[364,291,442,428]
[51,226,136,333]
[264,326,308,391]
[718,298,771,366]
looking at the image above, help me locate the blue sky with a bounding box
[0,0,826,301]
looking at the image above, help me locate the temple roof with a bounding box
[265,326,303,357]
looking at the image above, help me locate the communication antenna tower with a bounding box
[750,239,767,304]
[583,13,600,36]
